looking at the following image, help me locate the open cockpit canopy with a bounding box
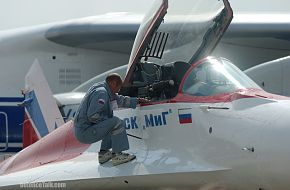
[120,0,233,101]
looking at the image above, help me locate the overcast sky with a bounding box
[0,0,289,30]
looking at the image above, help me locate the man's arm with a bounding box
[116,95,150,109]
[116,95,138,109]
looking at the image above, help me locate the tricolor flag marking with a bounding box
[178,108,192,124]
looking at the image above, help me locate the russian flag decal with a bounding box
[178,108,192,124]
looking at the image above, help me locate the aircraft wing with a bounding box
[226,13,290,39]
[44,12,290,55]
[221,13,290,53]
[44,12,142,54]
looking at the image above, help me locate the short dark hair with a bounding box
[106,73,122,85]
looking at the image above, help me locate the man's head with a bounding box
[106,73,123,94]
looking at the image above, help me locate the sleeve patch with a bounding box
[98,99,105,105]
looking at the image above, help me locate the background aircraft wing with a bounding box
[40,11,290,76]
[44,12,142,54]
[226,14,290,39]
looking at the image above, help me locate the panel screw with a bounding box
[209,127,213,134]
[242,147,255,152]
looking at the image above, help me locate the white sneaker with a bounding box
[98,150,112,164]
[112,152,136,166]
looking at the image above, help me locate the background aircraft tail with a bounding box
[21,60,64,148]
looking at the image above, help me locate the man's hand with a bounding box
[138,98,150,104]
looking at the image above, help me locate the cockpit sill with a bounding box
[138,88,290,106]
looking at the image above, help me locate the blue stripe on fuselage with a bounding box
[25,91,49,137]
[0,97,24,153]
[0,97,24,102]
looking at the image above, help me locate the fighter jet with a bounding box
[1,0,290,189]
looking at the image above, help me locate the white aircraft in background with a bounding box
[1,1,290,159]
[2,1,290,189]
[245,56,290,97]
[0,12,140,157]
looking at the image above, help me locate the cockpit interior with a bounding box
[120,58,261,102]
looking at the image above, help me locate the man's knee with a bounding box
[74,126,101,144]
[74,128,89,144]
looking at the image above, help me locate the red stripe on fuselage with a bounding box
[139,88,290,107]
[23,113,39,148]
[171,88,290,103]
[0,121,90,175]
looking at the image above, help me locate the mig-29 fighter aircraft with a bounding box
[1,0,290,189]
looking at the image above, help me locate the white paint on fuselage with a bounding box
[2,99,290,189]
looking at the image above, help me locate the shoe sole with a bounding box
[99,157,112,164]
[112,156,136,166]
[99,160,111,164]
